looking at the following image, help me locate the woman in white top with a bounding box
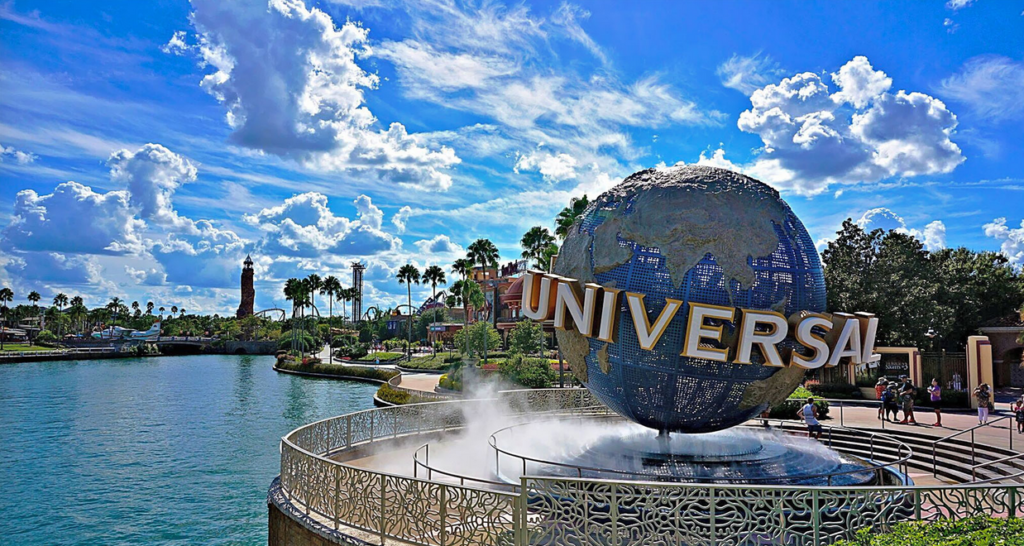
[798,397,823,440]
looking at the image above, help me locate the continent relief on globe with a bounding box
[553,165,810,409]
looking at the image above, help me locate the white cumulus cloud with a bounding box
[735,56,964,196]
[0,143,37,164]
[107,143,198,233]
[856,207,947,251]
[187,0,459,191]
[983,218,1024,265]
[514,149,578,182]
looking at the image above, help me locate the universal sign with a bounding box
[522,270,880,369]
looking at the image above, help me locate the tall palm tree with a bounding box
[131,301,141,318]
[69,296,84,334]
[146,301,154,315]
[555,194,590,239]
[170,305,177,317]
[451,258,472,282]
[159,306,165,319]
[53,293,69,337]
[27,291,40,345]
[0,287,13,350]
[467,238,500,328]
[283,278,307,354]
[322,276,342,364]
[305,274,323,318]
[179,308,186,318]
[396,264,421,360]
[422,265,446,354]
[520,226,557,269]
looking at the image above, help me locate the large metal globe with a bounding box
[553,165,826,433]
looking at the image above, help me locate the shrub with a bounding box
[832,516,1024,545]
[438,367,464,391]
[499,354,556,389]
[768,386,830,419]
[808,382,862,399]
[375,383,432,405]
[335,342,369,359]
[360,351,403,361]
[278,331,316,352]
[35,330,56,343]
[399,354,459,370]
[275,359,399,382]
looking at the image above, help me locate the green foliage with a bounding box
[438,367,464,391]
[415,308,449,341]
[334,342,369,359]
[278,331,315,352]
[454,322,501,360]
[35,330,56,342]
[499,354,556,388]
[375,383,411,404]
[823,219,1024,349]
[399,354,460,370]
[808,382,862,399]
[507,320,544,356]
[767,386,830,419]
[364,351,404,361]
[833,516,1024,546]
[276,359,399,382]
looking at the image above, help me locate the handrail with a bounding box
[487,415,912,486]
[971,451,1024,483]
[931,415,1013,477]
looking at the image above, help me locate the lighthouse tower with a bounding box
[236,254,255,318]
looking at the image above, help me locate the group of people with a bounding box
[874,376,943,426]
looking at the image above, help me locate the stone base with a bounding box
[267,478,372,546]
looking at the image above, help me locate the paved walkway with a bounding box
[824,401,1021,452]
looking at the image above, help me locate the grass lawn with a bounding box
[400,354,459,370]
[0,344,58,353]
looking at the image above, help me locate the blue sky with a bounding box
[1,0,1022,314]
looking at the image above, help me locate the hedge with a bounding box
[276,359,399,382]
[833,516,1024,545]
[375,383,432,405]
[769,386,830,420]
[399,354,460,370]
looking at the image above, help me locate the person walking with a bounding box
[875,377,888,420]
[1014,399,1024,434]
[797,397,823,440]
[974,383,993,425]
[899,376,918,425]
[882,382,900,422]
[927,378,942,427]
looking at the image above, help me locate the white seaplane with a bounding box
[91,321,161,341]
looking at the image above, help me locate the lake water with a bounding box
[0,355,378,545]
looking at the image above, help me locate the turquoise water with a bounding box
[0,355,378,545]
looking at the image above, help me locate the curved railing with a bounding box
[487,414,913,487]
[279,389,1024,546]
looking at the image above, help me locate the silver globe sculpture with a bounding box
[553,165,826,434]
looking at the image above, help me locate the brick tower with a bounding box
[236,254,255,318]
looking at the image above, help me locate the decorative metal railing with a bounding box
[279,389,1024,546]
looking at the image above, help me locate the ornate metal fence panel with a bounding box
[521,478,1024,546]
[278,390,1024,546]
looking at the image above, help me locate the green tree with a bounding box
[454,321,501,362]
[0,287,13,350]
[520,226,557,269]
[422,265,446,353]
[397,264,421,359]
[53,292,69,337]
[146,301,154,315]
[555,194,589,239]
[70,296,85,334]
[451,258,472,281]
[321,275,342,363]
[931,247,1024,348]
[508,319,544,356]
[305,274,323,317]
[468,238,500,328]
[131,300,140,318]
[283,278,307,354]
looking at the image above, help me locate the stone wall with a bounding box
[267,478,370,546]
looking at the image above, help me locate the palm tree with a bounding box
[69,296,86,335]
[131,301,141,318]
[170,305,177,317]
[555,194,590,239]
[179,308,186,318]
[451,258,473,281]
[467,238,500,328]
[305,274,323,318]
[53,293,69,337]
[159,306,165,319]
[26,291,40,345]
[0,287,12,350]
[396,264,421,360]
[146,301,154,315]
[284,278,308,355]
[521,226,557,269]
[422,265,447,354]
[322,276,342,364]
